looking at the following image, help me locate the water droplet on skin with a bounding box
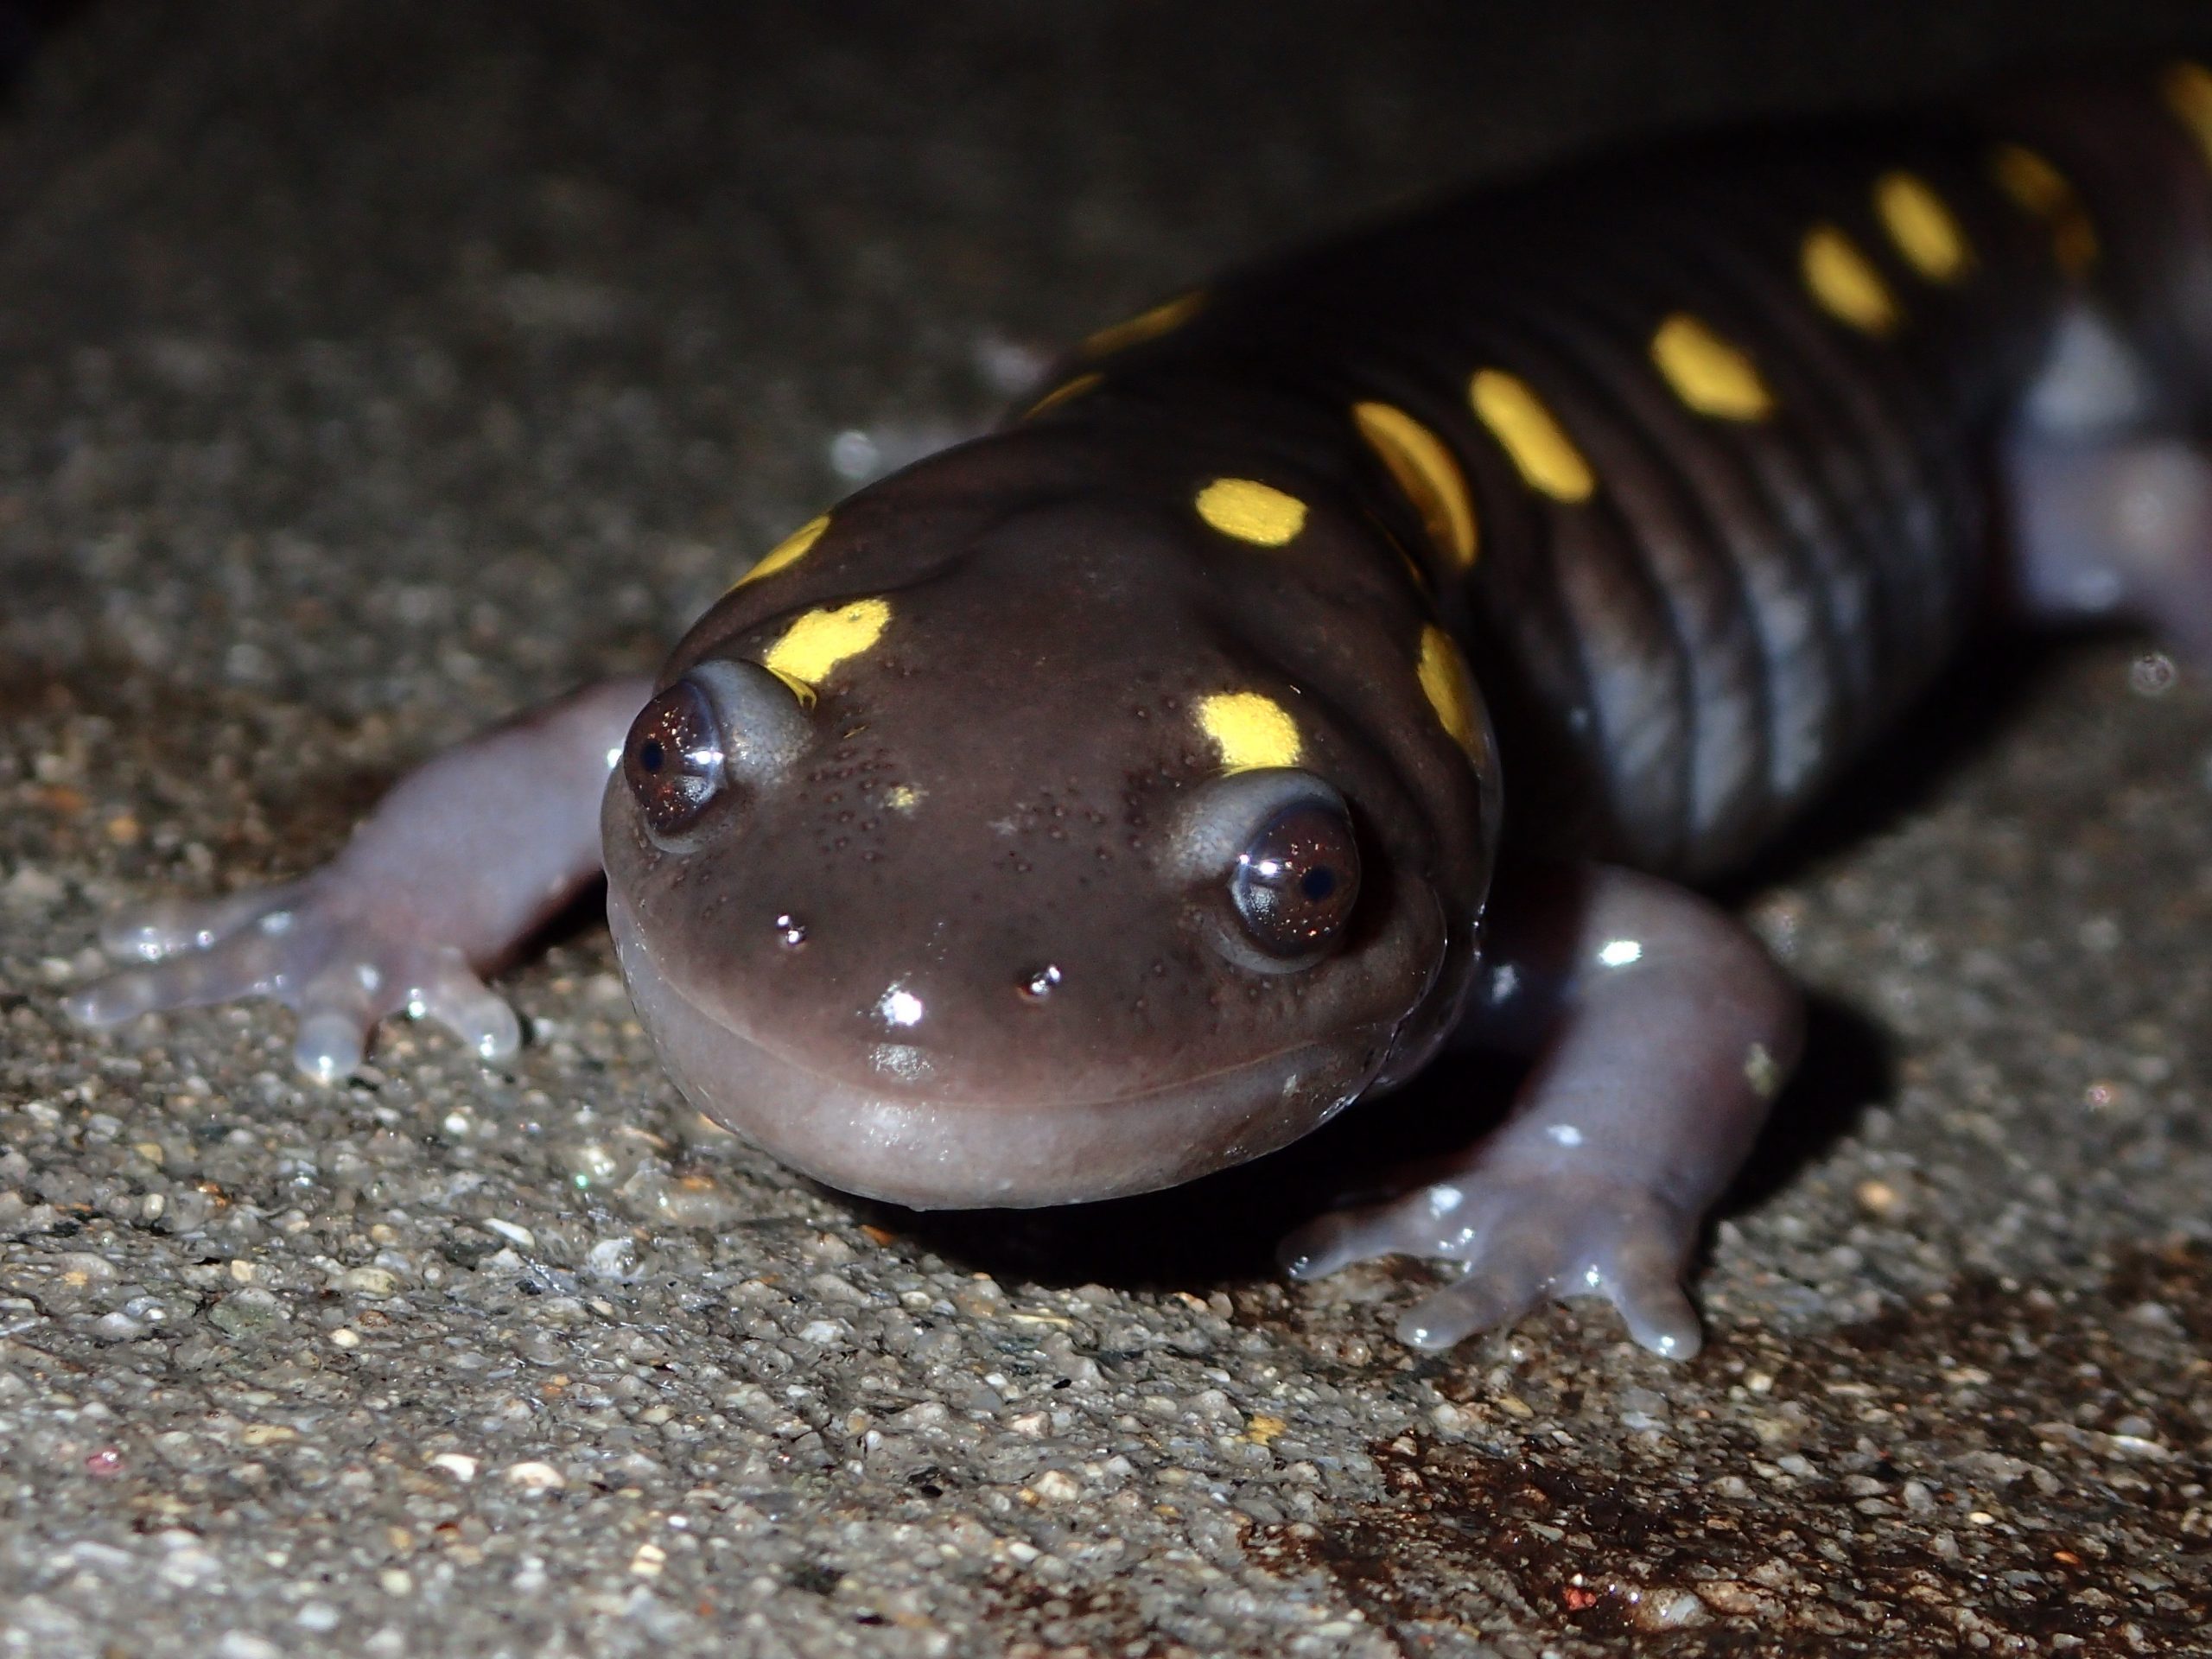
[2131,652,2177,697]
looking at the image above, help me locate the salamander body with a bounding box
[71,60,2212,1357]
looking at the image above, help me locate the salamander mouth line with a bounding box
[637,946,1380,1117]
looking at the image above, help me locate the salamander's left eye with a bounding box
[624,681,726,839]
[1229,799,1362,962]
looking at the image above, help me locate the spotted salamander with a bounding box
[69,61,2212,1358]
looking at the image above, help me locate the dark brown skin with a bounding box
[605,429,1492,1206]
[70,60,2212,1356]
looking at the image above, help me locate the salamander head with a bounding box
[601,442,1497,1208]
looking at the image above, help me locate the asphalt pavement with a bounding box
[3,3,2210,1654]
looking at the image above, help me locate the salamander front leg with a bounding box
[68,676,653,1081]
[1282,862,1800,1358]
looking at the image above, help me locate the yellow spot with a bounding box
[1196,690,1301,773]
[884,785,919,812]
[1990,143,2072,218]
[1352,401,1478,567]
[2164,60,2212,170]
[1081,290,1204,358]
[1649,314,1775,422]
[1989,143,2098,276]
[760,597,892,702]
[1245,1414,1287,1446]
[1417,626,1483,761]
[1195,478,1308,546]
[1874,171,1970,283]
[1023,371,1102,418]
[734,512,830,588]
[1468,369,1593,502]
[1801,224,1900,336]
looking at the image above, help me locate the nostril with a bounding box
[1020,964,1064,1001]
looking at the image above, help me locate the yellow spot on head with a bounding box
[1649,314,1775,422]
[1023,371,1102,418]
[2164,60,2212,169]
[1195,478,1308,546]
[1416,626,1484,762]
[760,597,893,702]
[1081,290,1204,358]
[1352,401,1478,567]
[1875,170,1971,283]
[1196,690,1302,773]
[734,512,830,588]
[883,784,920,812]
[1801,223,1900,336]
[1468,369,1593,502]
[1989,143,2098,276]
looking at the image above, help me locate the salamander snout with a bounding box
[600,636,1453,1209]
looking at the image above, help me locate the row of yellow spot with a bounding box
[1168,145,2107,771]
[1187,622,1478,777]
[1187,473,1482,769]
[1053,136,2121,519]
[722,167,2036,783]
[1194,141,2110,542]
[724,65,2212,791]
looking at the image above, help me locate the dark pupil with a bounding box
[1229,800,1360,960]
[623,682,725,836]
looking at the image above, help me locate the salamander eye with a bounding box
[1229,799,1361,961]
[624,680,727,839]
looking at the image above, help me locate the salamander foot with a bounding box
[1281,1167,1704,1357]
[67,876,520,1082]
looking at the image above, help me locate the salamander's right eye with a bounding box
[624,681,726,839]
[1168,768,1367,976]
[1229,798,1362,963]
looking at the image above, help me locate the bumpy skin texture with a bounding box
[73,64,2212,1355]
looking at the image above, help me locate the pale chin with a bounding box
[604,887,1387,1211]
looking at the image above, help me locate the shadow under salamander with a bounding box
[864,990,1891,1298]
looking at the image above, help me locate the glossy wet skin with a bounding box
[81,72,2212,1356]
[601,430,1498,1207]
